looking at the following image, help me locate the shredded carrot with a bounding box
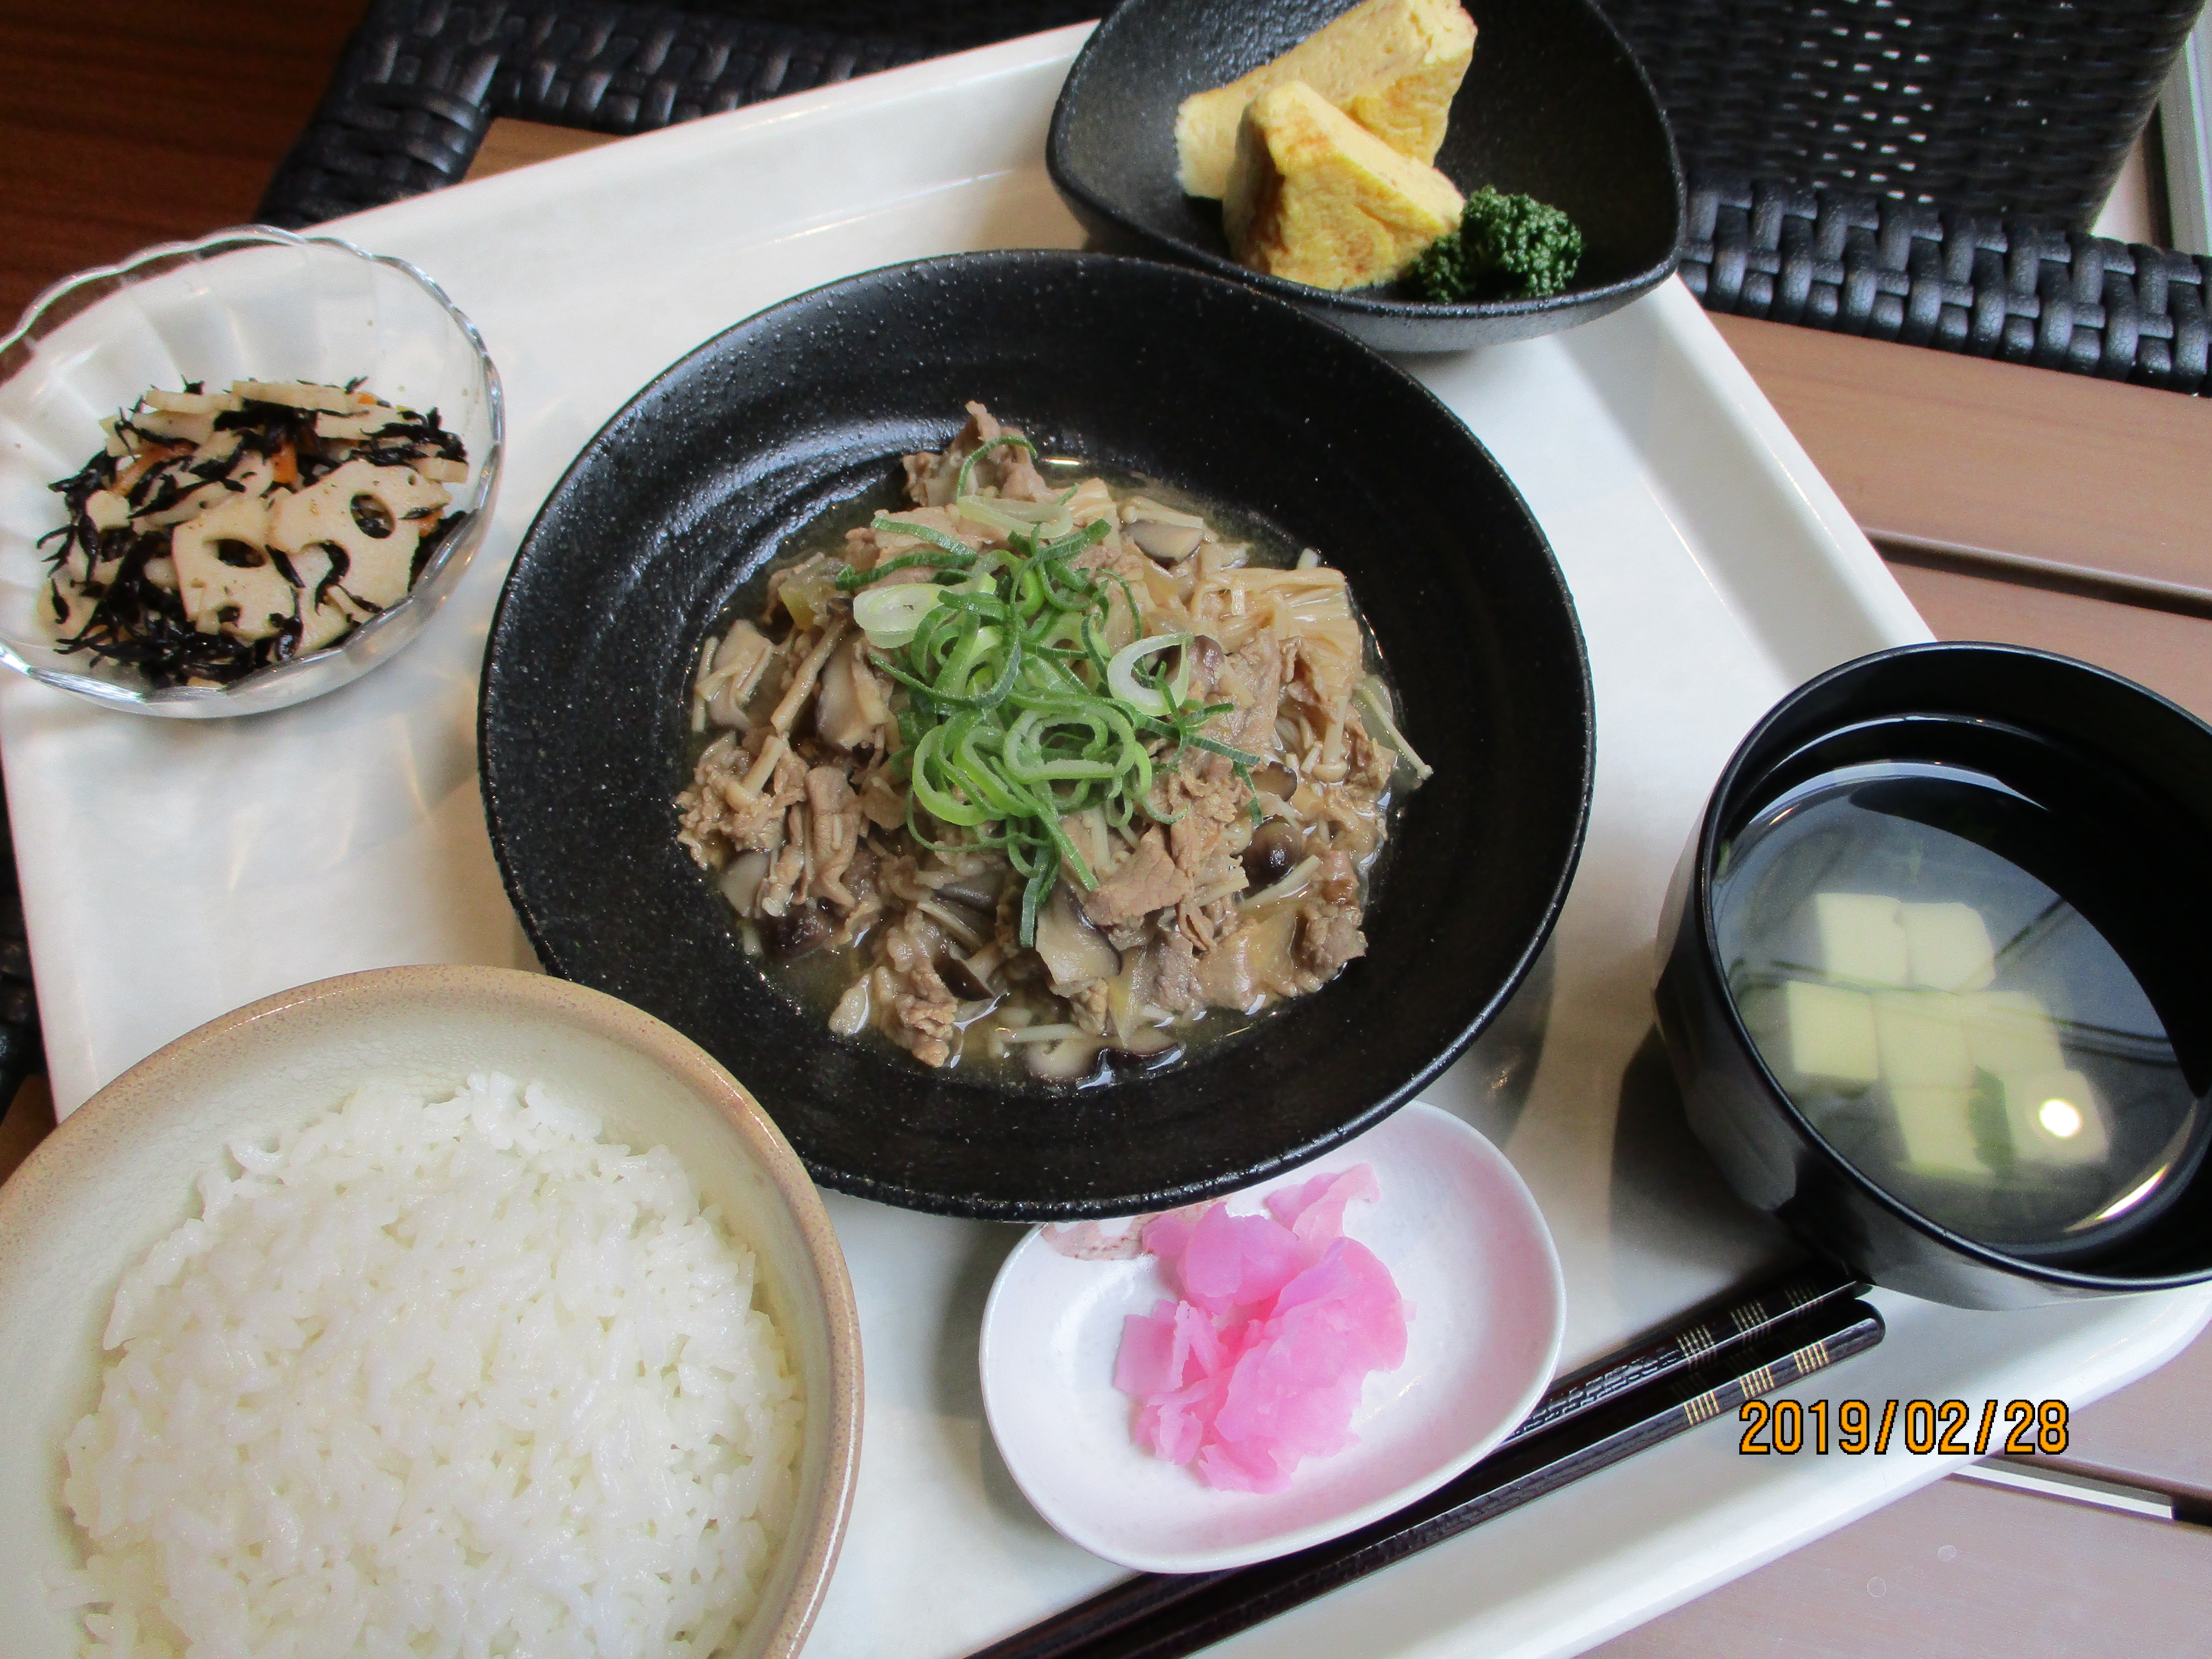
[109,441,189,498]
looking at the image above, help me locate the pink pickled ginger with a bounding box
[1113,1165,1406,1492]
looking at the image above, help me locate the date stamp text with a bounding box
[1738,1398,2069,1455]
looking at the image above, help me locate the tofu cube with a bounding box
[1815,893,1910,986]
[1999,1070,2109,1166]
[1959,991,2065,1076]
[1779,979,1880,1085]
[1874,991,1975,1089]
[1890,1085,1990,1178]
[1902,901,1997,991]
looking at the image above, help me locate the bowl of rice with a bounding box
[0,965,861,1659]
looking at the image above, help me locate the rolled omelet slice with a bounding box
[1224,82,1465,290]
[1176,0,1476,199]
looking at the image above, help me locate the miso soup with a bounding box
[1714,759,2208,1253]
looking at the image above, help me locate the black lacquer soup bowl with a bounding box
[1657,642,2212,1309]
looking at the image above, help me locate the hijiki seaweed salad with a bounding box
[40,380,469,687]
[679,403,1430,1083]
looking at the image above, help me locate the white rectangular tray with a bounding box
[6,26,2206,1657]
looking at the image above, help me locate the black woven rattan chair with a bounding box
[1683,174,2211,385]
[261,0,2212,391]
[1599,0,2212,390]
[256,0,1093,228]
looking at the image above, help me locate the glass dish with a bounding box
[0,226,503,717]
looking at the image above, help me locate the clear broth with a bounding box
[1714,760,2206,1250]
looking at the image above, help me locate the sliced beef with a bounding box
[874,909,960,1067]
[901,402,1052,506]
[1081,829,1191,928]
[1131,930,1207,1015]
[677,730,810,867]
[1293,900,1367,981]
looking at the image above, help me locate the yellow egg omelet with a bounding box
[1222,81,1466,290]
[1175,0,1476,199]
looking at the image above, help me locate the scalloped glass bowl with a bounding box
[0,226,503,717]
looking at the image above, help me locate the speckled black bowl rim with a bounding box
[1045,0,1684,350]
[1689,640,2212,1294]
[480,248,1594,1218]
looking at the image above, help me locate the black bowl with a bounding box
[480,249,1592,1219]
[1655,642,2212,1309]
[1047,0,1683,353]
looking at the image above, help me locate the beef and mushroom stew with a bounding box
[677,403,1428,1083]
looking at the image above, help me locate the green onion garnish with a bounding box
[837,506,1252,947]
[851,582,945,647]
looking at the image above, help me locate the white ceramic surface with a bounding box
[0,967,860,1659]
[0,226,503,714]
[981,1105,1564,1571]
[2,27,2207,1659]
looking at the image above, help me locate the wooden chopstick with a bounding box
[1870,530,2212,621]
[967,1265,1879,1659]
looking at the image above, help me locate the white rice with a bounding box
[57,1073,804,1659]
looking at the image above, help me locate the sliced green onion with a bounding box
[1185,732,1262,767]
[1107,633,1194,717]
[876,627,1022,711]
[956,550,1005,595]
[853,582,945,648]
[875,518,976,554]
[859,462,1283,948]
[909,725,993,826]
[836,549,971,589]
[1233,758,1263,824]
[1035,518,1110,562]
[960,495,1072,540]
[957,491,1074,531]
[1018,864,1050,946]
[837,520,978,589]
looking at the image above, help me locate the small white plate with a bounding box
[978,1103,1566,1572]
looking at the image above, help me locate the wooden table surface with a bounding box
[4,7,2210,1654]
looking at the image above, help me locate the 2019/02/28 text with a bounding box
[1738,1398,2069,1455]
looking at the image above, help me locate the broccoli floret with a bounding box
[1405,188,1584,303]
